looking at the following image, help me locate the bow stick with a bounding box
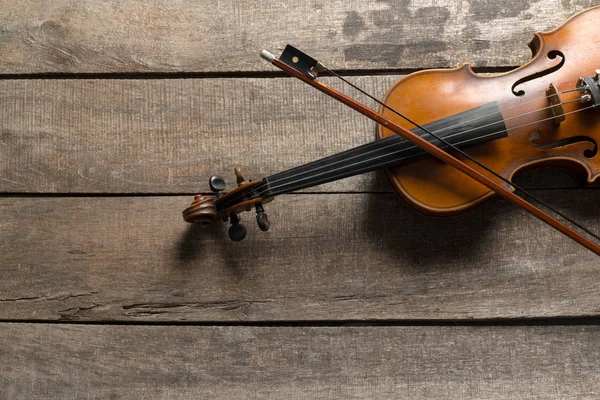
[261,45,600,256]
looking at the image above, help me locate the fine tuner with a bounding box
[184,5,600,255]
[577,69,600,106]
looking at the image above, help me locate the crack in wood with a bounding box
[0,291,99,303]
[58,304,102,320]
[331,294,388,302]
[121,300,276,318]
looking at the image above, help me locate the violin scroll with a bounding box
[182,174,226,225]
[183,168,273,241]
[182,194,218,226]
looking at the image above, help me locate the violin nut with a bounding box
[182,195,218,226]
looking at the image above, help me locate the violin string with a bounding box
[320,68,600,241]
[219,102,600,241]
[217,96,586,210]
[266,97,581,185]
[217,77,597,243]
[561,87,585,94]
[262,103,595,196]
[231,83,582,197]
[267,89,572,183]
[260,105,600,242]
[218,102,595,215]
[263,99,587,195]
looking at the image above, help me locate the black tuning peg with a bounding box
[228,213,247,242]
[255,202,270,232]
[209,175,226,195]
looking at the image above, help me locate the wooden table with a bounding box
[1,1,599,398]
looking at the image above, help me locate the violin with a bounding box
[183,6,600,254]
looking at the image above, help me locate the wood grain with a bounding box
[0,0,596,74]
[1,193,598,322]
[0,77,592,194]
[2,1,600,397]
[0,76,386,193]
[1,323,599,399]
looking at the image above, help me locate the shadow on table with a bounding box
[362,168,598,267]
[174,168,598,272]
[175,219,249,278]
[361,171,489,267]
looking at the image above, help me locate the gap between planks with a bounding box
[1,317,600,327]
[0,67,517,81]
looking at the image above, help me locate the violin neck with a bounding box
[261,102,507,197]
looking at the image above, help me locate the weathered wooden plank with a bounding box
[0,0,595,74]
[0,76,388,193]
[1,193,598,322]
[1,323,599,399]
[0,77,592,194]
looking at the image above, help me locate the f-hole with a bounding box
[512,50,565,97]
[529,131,598,158]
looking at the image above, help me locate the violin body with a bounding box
[378,5,600,215]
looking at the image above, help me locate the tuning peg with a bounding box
[234,167,246,186]
[255,202,270,232]
[228,213,247,242]
[209,175,226,194]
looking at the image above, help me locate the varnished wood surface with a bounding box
[378,6,600,215]
[2,324,600,399]
[1,193,598,322]
[0,0,597,74]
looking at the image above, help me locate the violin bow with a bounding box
[261,45,600,256]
